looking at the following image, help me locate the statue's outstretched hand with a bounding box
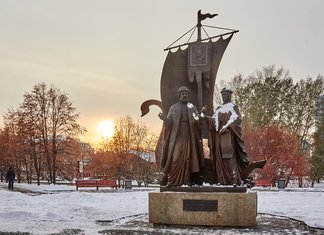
[158,112,167,121]
[198,105,208,118]
[200,105,208,114]
[220,126,229,134]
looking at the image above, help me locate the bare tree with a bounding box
[2,109,27,183]
[0,129,9,182]
[108,116,147,155]
[2,83,85,185]
[26,83,85,184]
[59,138,94,180]
[93,115,160,186]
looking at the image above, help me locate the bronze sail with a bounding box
[160,34,233,119]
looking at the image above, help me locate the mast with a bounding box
[197,10,218,42]
[197,10,202,42]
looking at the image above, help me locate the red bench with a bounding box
[255,179,272,187]
[76,180,117,190]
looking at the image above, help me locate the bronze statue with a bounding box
[140,11,265,188]
[206,88,264,185]
[157,86,204,186]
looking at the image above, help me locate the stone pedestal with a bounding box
[149,191,257,227]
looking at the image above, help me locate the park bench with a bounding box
[255,179,272,187]
[76,179,117,190]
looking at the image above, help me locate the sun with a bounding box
[96,120,115,139]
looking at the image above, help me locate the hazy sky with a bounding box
[0,0,323,143]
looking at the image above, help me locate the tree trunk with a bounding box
[298,176,303,188]
[36,171,40,186]
[52,155,56,185]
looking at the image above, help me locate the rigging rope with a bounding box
[202,26,210,39]
[187,28,196,44]
[203,25,237,32]
[165,25,196,49]
[164,24,238,51]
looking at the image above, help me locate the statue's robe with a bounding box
[208,102,249,185]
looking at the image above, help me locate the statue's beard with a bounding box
[180,98,189,103]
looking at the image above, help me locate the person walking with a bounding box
[6,166,15,190]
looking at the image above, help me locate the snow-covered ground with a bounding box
[0,182,323,234]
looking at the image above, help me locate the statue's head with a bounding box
[220,87,232,94]
[220,87,232,103]
[177,86,191,103]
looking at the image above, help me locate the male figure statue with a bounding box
[208,87,250,185]
[158,86,204,186]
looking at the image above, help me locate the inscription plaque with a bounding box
[183,199,218,212]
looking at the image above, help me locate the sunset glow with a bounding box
[96,120,115,139]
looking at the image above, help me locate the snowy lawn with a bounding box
[257,190,324,229]
[0,182,323,234]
